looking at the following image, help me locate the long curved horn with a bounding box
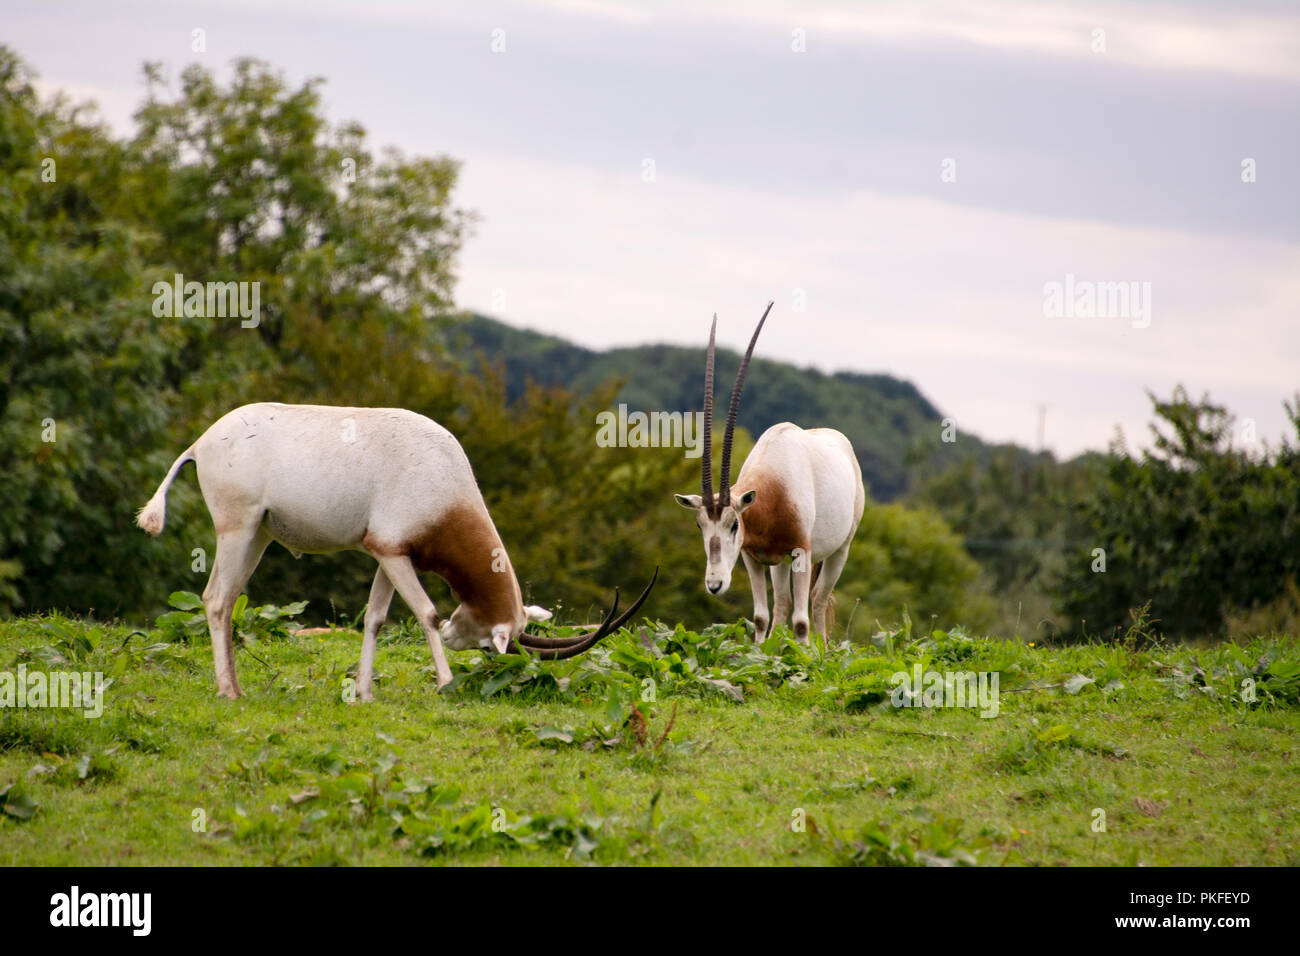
[718,301,773,505]
[509,567,659,660]
[511,591,621,651]
[701,316,717,511]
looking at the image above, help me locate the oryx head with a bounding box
[438,570,660,658]
[674,302,772,595]
[437,601,554,653]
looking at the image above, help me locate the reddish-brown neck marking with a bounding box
[368,503,521,625]
[735,472,806,565]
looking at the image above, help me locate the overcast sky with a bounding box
[7,0,1298,457]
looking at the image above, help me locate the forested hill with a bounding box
[442,313,1016,501]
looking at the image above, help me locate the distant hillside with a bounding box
[441,314,1021,501]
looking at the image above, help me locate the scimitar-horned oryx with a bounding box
[138,403,656,699]
[674,304,864,643]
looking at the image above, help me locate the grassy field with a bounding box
[1,607,1298,866]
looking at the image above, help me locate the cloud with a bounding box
[519,0,1300,81]
[7,0,1298,456]
[267,0,1300,80]
[450,147,1300,456]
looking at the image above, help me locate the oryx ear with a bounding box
[736,489,758,513]
[674,493,704,510]
[524,605,552,623]
[491,623,511,654]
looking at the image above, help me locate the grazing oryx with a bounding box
[137,403,656,699]
[675,304,864,644]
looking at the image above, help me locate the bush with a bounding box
[1054,387,1300,639]
[836,503,995,636]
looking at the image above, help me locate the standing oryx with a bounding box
[138,403,655,700]
[675,304,864,644]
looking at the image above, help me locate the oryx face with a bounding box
[438,603,552,652]
[674,490,757,594]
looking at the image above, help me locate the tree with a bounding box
[1054,387,1300,639]
[908,446,1097,637]
[0,47,179,614]
[0,50,475,617]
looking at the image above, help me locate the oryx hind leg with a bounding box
[203,524,272,699]
[812,540,852,640]
[356,566,396,702]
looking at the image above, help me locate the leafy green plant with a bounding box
[813,809,999,866]
[220,733,607,862]
[155,591,306,645]
[0,781,39,821]
[522,691,696,770]
[989,723,1126,775]
[27,746,119,787]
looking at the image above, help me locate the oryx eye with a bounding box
[730,522,738,534]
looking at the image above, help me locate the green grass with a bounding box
[1,611,1298,865]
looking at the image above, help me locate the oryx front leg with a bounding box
[203,526,272,699]
[791,544,813,644]
[374,555,453,691]
[770,561,792,636]
[356,566,396,702]
[742,552,771,642]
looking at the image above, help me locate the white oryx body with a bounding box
[138,403,653,699]
[676,305,865,643]
[727,423,864,642]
